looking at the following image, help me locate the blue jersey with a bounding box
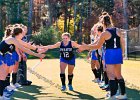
[60,41,74,60]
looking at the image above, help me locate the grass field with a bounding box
[11,59,140,100]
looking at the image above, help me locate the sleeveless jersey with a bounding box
[105,28,121,49]
[60,41,74,60]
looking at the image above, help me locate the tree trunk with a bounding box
[73,0,77,40]
[27,0,33,41]
[88,0,92,17]
[64,1,68,32]
[0,2,2,33]
[17,1,21,22]
[46,0,52,26]
[123,0,128,29]
[78,0,84,44]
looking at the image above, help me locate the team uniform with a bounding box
[104,28,127,99]
[90,36,98,60]
[12,51,20,63]
[60,41,75,65]
[59,41,75,91]
[0,41,16,67]
[105,28,123,64]
[0,40,16,98]
[91,51,98,60]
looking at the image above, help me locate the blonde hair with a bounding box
[61,32,71,38]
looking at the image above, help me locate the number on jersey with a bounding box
[63,52,69,58]
[114,38,117,48]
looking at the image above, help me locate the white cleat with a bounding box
[116,94,127,100]
[105,95,116,100]
[0,96,10,100]
[11,83,21,88]
[3,96,10,100]
[92,78,100,83]
[0,96,3,100]
[6,85,16,91]
[14,83,22,88]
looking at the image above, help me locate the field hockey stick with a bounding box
[31,58,42,70]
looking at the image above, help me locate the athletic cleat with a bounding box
[3,89,14,98]
[105,95,116,100]
[61,85,66,91]
[0,96,10,100]
[116,94,127,100]
[0,96,3,100]
[6,85,16,91]
[14,83,22,88]
[3,96,10,100]
[106,90,119,98]
[68,85,73,91]
[115,89,120,96]
[99,84,106,88]
[106,91,110,98]
[102,84,109,90]
[98,81,105,86]
[92,78,100,83]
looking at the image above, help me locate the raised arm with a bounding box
[8,38,45,58]
[17,39,37,50]
[43,42,61,50]
[78,32,106,52]
[71,41,81,48]
[117,29,125,56]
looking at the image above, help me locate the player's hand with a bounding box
[37,53,46,59]
[37,48,47,54]
[78,44,88,52]
[87,55,90,60]
[22,53,27,61]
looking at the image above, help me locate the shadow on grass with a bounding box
[11,85,140,100]
[126,86,140,100]
[64,90,97,100]
[11,85,52,100]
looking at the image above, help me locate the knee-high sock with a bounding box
[109,80,117,96]
[115,78,118,91]
[68,74,73,85]
[0,80,5,96]
[92,69,98,78]
[60,73,65,86]
[12,73,17,84]
[104,71,109,85]
[118,79,126,95]
[97,68,101,80]
[5,73,10,87]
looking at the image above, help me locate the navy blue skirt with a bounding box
[60,57,75,66]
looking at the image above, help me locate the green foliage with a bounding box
[31,26,61,45]
[0,31,4,41]
[94,0,114,14]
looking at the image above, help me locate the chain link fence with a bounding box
[127,25,140,60]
